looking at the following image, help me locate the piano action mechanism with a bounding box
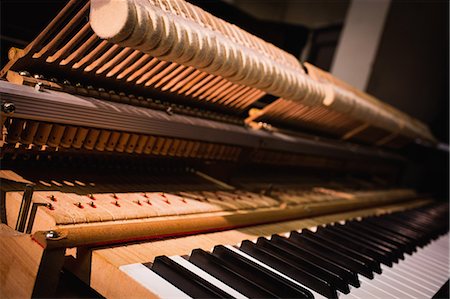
[0,0,447,298]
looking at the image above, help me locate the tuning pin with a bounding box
[89,201,96,208]
[88,193,95,200]
[112,193,118,199]
[113,200,120,207]
[49,195,57,202]
[135,200,142,206]
[33,74,44,80]
[146,199,152,205]
[75,202,84,209]
[47,203,54,210]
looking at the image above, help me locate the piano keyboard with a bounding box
[120,203,448,298]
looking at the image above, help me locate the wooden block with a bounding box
[0,225,45,299]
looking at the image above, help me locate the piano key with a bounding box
[189,249,279,298]
[315,226,394,266]
[364,218,426,246]
[239,239,340,297]
[256,236,349,293]
[346,220,412,254]
[211,245,314,298]
[169,256,248,299]
[338,223,405,258]
[225,245,327,299]
[120,263,191,298]
[289,231,375,278]
[270,234,360,288]
[325,224,401,261]
[346,233,449,299]
[300,229,381,274]
[377,265,432,297]
[148,256,234,298]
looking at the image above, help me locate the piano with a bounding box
[0,0,448,298]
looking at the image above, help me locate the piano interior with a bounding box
[0,0,448,298]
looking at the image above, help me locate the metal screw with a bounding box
[1,102,15,114]
[45,230,59,239]
[35,82,44,92]
[19,71,30,77]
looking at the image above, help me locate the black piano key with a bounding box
[362,218,418,244]
[300,229,382,274]
[189,249,278,298]
[270,234,360,288]
[289,231,374,279]
[365,218,427,247]
[238,240,339,298]
[335,223,405,260]
[385,215,437,240]
[350,220,416,254]
[212,245,314,299]
[251,238,346,296]
[316,226,395,266]
[324,224,400,262]
[148,256,231,298]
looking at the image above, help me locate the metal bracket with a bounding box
[15,183,34,232]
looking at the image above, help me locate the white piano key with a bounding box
[394,259,444,286]
[120,263,191,299]
[348,276,395,299]
[345,233,450,298]
[382,266,436,297]
[400,256,447,281]
[224,245,327,299]
[359,275,414,299]
[169,256,248,299]
[392,264,442,289]
[412,252,448,272]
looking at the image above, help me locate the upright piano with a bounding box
[0,0,448,298]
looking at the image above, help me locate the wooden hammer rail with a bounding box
[0,80,405,162]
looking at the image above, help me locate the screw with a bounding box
[45,230,59,239]
[19,71,30,77]
[1,102,15,114]
[35,82,44,92]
